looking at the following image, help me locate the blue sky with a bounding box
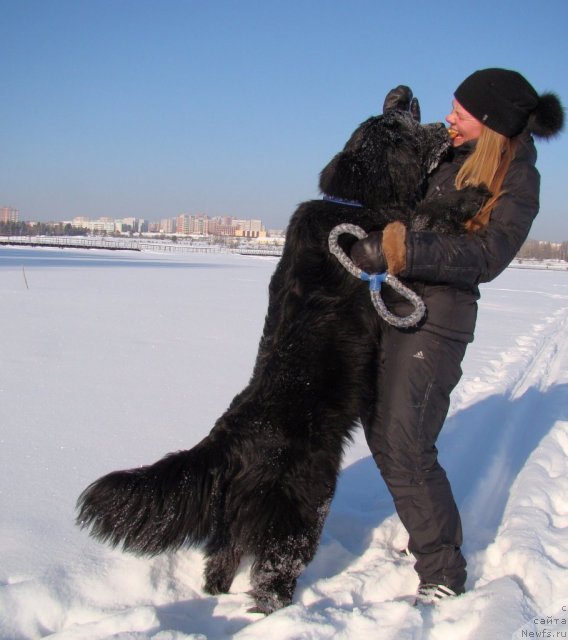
[2,0,567,240]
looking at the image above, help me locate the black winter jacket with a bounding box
[383,132,540,342]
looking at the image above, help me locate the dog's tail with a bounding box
[76,436,225,555]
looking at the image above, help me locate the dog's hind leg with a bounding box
[248,537,309,614]
[203,543,243,595]
[247,490,333,614]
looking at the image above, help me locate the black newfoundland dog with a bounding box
[77,108,485,613]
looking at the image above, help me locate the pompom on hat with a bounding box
[454,68,564,139]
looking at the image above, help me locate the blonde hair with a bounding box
[455,127,517,232]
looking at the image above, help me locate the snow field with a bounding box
[1,248,568,639]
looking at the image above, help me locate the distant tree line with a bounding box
[0,221,89,236]
[516,239,568,261]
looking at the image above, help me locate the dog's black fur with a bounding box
[77,111,487,614]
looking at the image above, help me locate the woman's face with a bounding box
[446,100,483,146]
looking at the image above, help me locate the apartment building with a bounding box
[0,206,19,223]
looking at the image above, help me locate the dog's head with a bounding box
[319,111,450,210]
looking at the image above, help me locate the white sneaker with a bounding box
[414,583,458,605]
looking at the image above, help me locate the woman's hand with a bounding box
[350,231,386,273]
[350,222,408,275]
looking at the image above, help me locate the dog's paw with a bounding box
[453,185,492,221]
[246,589,289,615]
[246,605,269,615]
[412,184,492,233]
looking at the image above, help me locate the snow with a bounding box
[1,246,567,639]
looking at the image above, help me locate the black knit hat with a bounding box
[455,68,564,139]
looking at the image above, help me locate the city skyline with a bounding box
[1,205,282,230]
[2,1,568,241]
[0,207,284,237]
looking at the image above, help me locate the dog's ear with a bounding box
[319,117,379,201]
[319,151,367,202]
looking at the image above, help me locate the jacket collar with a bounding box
[451,139,477,161]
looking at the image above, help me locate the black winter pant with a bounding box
[361,322,468,593]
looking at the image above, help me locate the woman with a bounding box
[350,68,564,604]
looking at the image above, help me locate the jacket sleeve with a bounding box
[402,145,540,289]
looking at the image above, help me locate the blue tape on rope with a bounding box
[360,271,387,292]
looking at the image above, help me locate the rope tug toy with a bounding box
[328,223,426,329]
